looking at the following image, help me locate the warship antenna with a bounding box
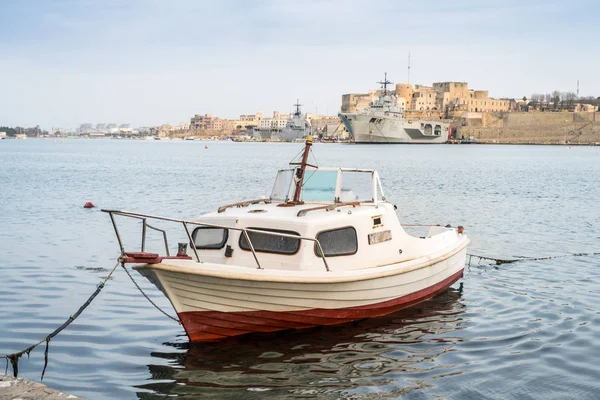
[377,72,392,95]
[294,99,302,116]
[408,52,411,84]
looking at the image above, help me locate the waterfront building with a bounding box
[105,124,118,134]
[309,115,343,133]
[240,111,263,124]
[190,114,223,131]
[575,104,599,112]
[410,85,437,112]
[341,91,380,115]
[222,119,246,132]
[78,123,93,134]
[258,111,289,130]
[342,81,511,116]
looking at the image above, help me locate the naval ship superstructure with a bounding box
[339,74,451,144]
[278,100,311,141]
[252,100,311,141]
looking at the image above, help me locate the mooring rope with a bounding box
[468,252,600,266]
[120,264,180,323]
[1,259,121,379]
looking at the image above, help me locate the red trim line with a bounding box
[179,268,464,342]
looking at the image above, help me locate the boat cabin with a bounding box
[190,166,457,273]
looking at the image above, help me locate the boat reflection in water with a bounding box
[138,285,465,399]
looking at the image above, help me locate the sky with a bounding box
[1,0,599,130]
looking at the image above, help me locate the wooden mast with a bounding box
[290,135,316,204]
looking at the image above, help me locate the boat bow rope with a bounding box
[1,257,179,379]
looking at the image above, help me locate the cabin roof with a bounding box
[200,201,385,225]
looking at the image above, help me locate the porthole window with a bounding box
[239,228,300,255]
[192,227,228,249]
[315,227,358,257]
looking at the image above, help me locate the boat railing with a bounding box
[102,209,331,271]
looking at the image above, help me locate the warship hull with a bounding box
[339,113,450,144]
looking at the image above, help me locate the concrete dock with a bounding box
[0,374,80,399]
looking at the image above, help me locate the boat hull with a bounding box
[278,128,306,141]
[136,242,468,342]
[339,113,449,144]
[178,268,463,341]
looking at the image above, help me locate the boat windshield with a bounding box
[270,168,380,203]
[271,169,294,201]
[340,170,373,202]
[301,170,337,201]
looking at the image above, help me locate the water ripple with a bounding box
[1,141,600,399]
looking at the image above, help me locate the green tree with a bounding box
[0,126,17,136]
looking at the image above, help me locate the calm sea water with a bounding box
[1,139,599,399]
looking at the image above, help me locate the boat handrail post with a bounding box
[108,211,125,256]
[141,218,147,252]
[314,239,330,271]
[145,223,171,257]
[242,229,262,269]
[161,229,170,257]
[182,221,200,262]
[375,171,386,201]
[103,210,327,271]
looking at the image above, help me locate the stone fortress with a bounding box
[342,81,512,117]
[342,81,599,144]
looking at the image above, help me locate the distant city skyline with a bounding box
[1,0,598,130]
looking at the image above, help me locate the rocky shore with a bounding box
[0,374,80,400]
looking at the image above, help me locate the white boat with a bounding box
[104,137,469,342]
[278,100,311,141]
[339,74,451,143]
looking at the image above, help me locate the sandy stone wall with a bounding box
[454,112,600,144]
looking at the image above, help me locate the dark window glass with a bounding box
[316,227,358,257]
[192,227,228,249]
[239,228,300,255]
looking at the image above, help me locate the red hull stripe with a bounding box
[178,268,464,342]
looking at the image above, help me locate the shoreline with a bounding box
[0,374,80,399]
[3,136,598,145]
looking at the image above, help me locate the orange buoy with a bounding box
[83,202,95,208]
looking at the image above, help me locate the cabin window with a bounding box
[315,227,358,257]
[192,227,228,249]
[239,228,301,255]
